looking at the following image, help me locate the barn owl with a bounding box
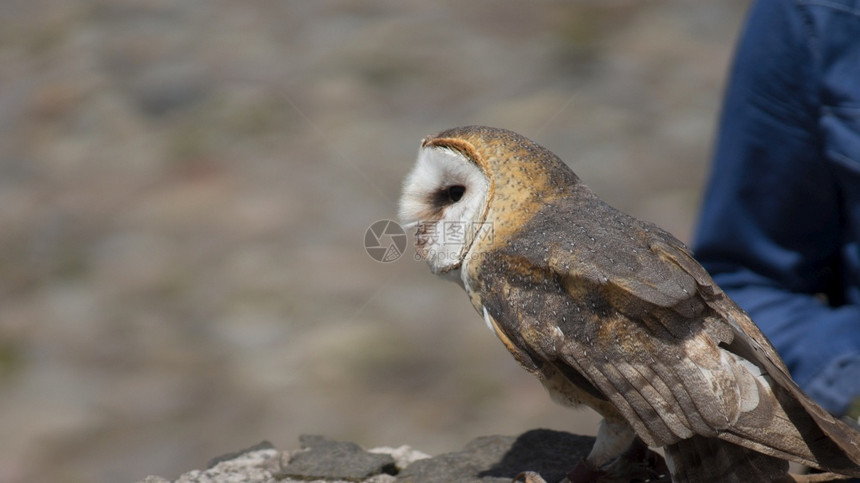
[398,126,860,482]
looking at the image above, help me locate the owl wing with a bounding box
[549,218,860,474]
[480,197,860,474]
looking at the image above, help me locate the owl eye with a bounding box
[447,185,466,202]
[429,184,467,208]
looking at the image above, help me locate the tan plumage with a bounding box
[399,126,860,482]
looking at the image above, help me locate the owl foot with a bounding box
[564,459,604,482]
[564,439,668,482]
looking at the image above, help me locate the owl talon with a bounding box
[565,441,668,482]
[613,437,668,479]
[565,459,604,482]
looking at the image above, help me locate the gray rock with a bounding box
[368,445,431,472]
[208,441,277,469]
[159,444,280,483]
[140,429,680,483]
[279,435,398,481]
[139,431,671,482]
[397,429,594,483]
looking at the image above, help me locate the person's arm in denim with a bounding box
[693,0,860,417]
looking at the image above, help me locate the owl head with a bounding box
[399,125,582,276]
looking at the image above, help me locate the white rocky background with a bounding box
[0,1,746,481]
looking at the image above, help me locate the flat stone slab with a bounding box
[280,435,397,481]
[397,429,595,483]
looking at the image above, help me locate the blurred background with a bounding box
[0,1,749,481]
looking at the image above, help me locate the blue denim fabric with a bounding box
[693,0,860,416]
